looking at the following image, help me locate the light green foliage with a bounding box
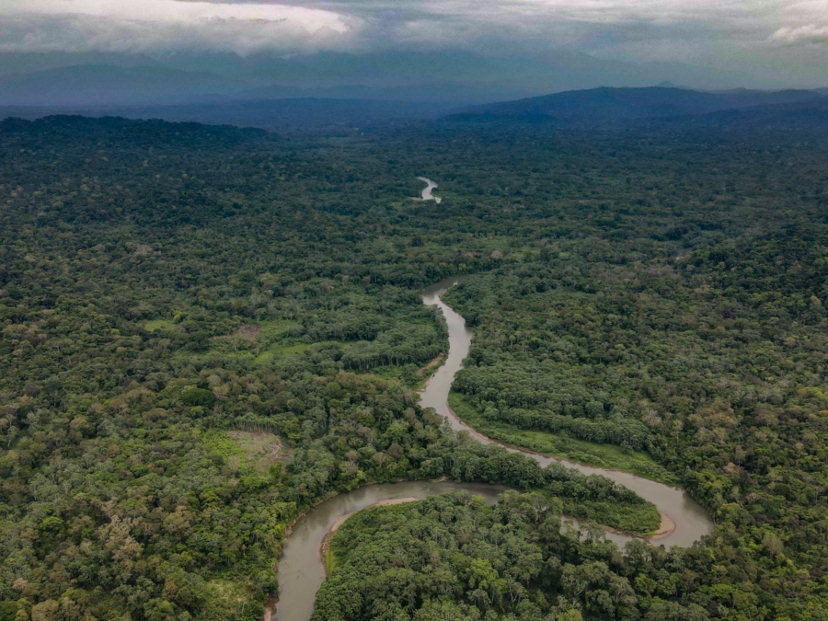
[449,392,678,485]
[144,319,173,332]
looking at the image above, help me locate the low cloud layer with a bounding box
[773,25,828,47]
[0,1,360,54]
[0,0,826,80]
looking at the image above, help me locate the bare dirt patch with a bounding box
[415,352,444,377]
[234,324,261,340]
[650,512,677,540]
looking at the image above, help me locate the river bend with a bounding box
[272,481,507,621]
[417,176,441,203]
[420,276,714,549]
[271,276,714,620]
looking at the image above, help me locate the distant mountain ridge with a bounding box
[450,86,827,124]
[0,64,248,106]
[0,98,459,131]
[3,53,818,109]
[0,62,577,107]
[3,73,827,132]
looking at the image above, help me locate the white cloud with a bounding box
[772,24,828,46]
[295,0,761,30]
[769,1,828,47]
[0,0,362,54]
[0,0,826,59]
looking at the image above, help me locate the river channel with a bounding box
[271,275,714,620]
[420,276,714,549]
[272,480,508,621]
[417,176,441,203]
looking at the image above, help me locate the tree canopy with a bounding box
[1,112,828,619]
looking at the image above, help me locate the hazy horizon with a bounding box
[1,0,827,107]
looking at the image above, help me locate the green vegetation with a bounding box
[1,111,828,620]
[315,492,700,621]
[324,543,337,576]
[449,392,678,485]
[144,319,172,332]
[252,343,308,364]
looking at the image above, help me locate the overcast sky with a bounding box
[1,1,827,86]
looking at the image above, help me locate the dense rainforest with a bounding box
[317,492,703,621]
[1,111,828,621]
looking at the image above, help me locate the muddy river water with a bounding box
[271,276,714,620]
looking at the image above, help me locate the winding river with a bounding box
[272,481,508,621]
[271,275,714,621]
[417,176,441,203]
[420,277,714,549]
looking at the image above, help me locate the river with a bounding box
[271,481,508,621]
[271,275,714,620]
[420,276,714,549]
[417,176,441,203]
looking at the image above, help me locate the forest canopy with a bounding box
[1,112,828,620]
[316,492,705,621]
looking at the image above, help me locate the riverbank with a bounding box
[271,481,508,621]
[321,497,419,574]
[267,277,713,620]
[443,398,664,536]
[420,277,714,549]
[447,391,680,486]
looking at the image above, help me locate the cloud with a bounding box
[0,0,362,55]
[768,0,828,47]
[772,25,828,46]
[0,0,826,63]
[772,25,828,47]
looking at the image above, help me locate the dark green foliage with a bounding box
[437,440,660,534]
[180,387,217,408]
[1,111,828,620]
[0,602,17,621]
[315,492,698,621]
